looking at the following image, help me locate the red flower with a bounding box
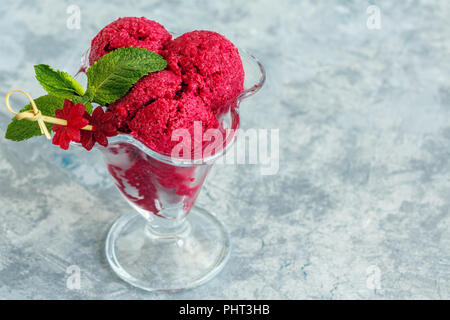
[81,107,118,150]
[80,112,95,150]
[52,100,89,150]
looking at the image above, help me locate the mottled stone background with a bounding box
[0,0,449,299]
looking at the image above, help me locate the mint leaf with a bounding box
[5,95,65,141]
[35,64,85,99]
[85,47,167,106]
[71,95,93,113]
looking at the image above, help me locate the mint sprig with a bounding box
[34,64,85,99]
[85,47,167,105]
[71,95,94,113]
[5,47,167,142]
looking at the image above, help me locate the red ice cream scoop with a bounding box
[89,16,171,65]
[164,30,245,114]
[108,70,182,132]
[129,94,218,156]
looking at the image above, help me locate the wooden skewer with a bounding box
[5,90,94,140]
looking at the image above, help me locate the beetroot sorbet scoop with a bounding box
[89,17,171,65]
[129,94,219,156]
[164,30,245,114]
[108,70,182,132]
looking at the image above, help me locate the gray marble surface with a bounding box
[0,0,449,299]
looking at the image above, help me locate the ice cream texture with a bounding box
[129,94,219,156]
[163,30,245,114]
[89,17,171,66]
[89,17,244,155]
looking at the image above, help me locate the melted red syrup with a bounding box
[105,142,207,218]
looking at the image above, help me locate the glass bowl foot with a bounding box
[105,206,230,292]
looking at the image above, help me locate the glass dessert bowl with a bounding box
[77,48,265,292]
